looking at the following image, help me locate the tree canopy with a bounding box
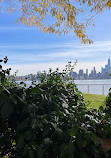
[0,0,111,43]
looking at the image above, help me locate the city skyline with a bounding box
[70,58,111,80]
[14,58,111,80]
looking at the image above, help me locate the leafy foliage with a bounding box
[1,58,111,157]
[0,56,18,90]
[104,89,111,114]
[0,0,111,43]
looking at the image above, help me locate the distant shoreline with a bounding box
[16,78,111,81]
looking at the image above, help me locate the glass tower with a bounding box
[108,58,110,67]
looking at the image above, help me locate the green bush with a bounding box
[1,58,111,158]
[104,90,111,114]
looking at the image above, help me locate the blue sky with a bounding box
[1,5,111,75]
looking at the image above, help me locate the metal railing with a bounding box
[76,84,111,95]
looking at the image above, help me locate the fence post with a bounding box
[88,85,89,94]
[102,85,104,95]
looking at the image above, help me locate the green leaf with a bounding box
[37,146,45,158]
[70,125,78,137]
[60,142,75,158]
[24,131,32,141]
[12,140,16,146]
[1,98,14,119]
[29,150,35,158]
[90,133,98,143]
[44,138,53,145]
[99,105,104,112]
[51,123,62,134]
[32,87,44,93]
[82,139,87,147]
[16,135,25,149]
[17,119,30,131]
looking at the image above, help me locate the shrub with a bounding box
[104,89,111,114]
[1,58,111,158]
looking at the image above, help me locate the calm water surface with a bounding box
[19,79,111,96]
[75,79,111,96]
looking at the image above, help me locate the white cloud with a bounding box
[7,50,93,61]
[4,62,67,75]
[0,40,111,53]
[1,40,111,75]
[3,60,107,76]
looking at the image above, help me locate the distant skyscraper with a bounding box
[79,69,84,79]
[101,67,104,74]
[93,67,95,72]
[69,58,111,80]
[105,65,108,72]
[108,58,110,67]
[108,58,111,73]
[79,69,83,76]
[93,67,96,78]
[86,69,88,77]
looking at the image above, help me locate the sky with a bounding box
[1,3,111,75]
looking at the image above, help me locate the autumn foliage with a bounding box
[0,0,111,43]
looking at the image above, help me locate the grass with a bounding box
[83,93,106,109]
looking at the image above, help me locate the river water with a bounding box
[19,79,111,96]
[74,79,111,96]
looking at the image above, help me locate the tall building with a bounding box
[101,67,104,74]
[86,69,88,77]
[93,67,96,78]
[108,58,111,73]
[68,58,111,80]
[79,69,84,79]
[79,69,83,76]
[108,58,110,68]
[105,65,108,72]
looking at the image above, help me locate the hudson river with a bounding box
[75,79,111,96]
[20,79,111,96]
